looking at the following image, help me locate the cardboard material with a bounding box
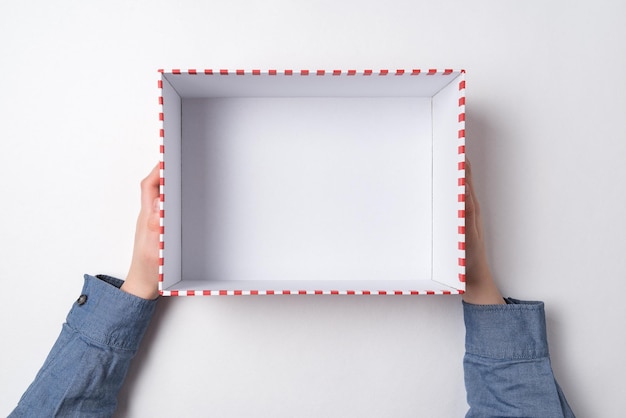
[158,69,466,296]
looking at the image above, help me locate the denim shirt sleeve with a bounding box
[463,298,575,418]
[9,274,157,418]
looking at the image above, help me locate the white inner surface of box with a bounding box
[161,73,462,292]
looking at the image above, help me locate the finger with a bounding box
[140,163,161,210]
[465,171,478,239]
[465,159,481,218]
[465,160,480,237]
[465,159,484,240]
[148,196,161,230]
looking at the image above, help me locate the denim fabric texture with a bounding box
[9,274,157,418]
[463,299,575,417]
[10,276,575,417]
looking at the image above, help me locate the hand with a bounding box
[463,160,505,305]
[122,163,161,300]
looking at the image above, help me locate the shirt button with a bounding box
[77,294,88,305]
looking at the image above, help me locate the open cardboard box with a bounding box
[158,69,466,296]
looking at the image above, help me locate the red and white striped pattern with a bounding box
[163,289,459,297]
[157,68,459,76]
[157,69,465,296]
[457,72,466,287]
[157,77,165,291]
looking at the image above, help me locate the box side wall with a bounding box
[160,77,182,291]
[164,70,463,98]
[432,74,465,290]
[163,279,462,296]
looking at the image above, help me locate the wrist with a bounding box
[123,265,159,300]
[463,266,505,305]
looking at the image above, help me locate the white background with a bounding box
[1,1,624,416]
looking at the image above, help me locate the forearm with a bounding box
[10,275,157,417]
[463,299,575,417]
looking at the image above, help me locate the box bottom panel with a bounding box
[177,97,434,285]
[160,279,461,296]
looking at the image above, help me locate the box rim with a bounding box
[157,68,466,296]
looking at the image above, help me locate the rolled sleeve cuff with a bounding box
[463,298,549,360]
[65,274,158,353]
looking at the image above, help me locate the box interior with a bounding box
[161,71,464,294]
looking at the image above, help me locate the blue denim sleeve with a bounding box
[463,298,575,418]
[9,274,157,418]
